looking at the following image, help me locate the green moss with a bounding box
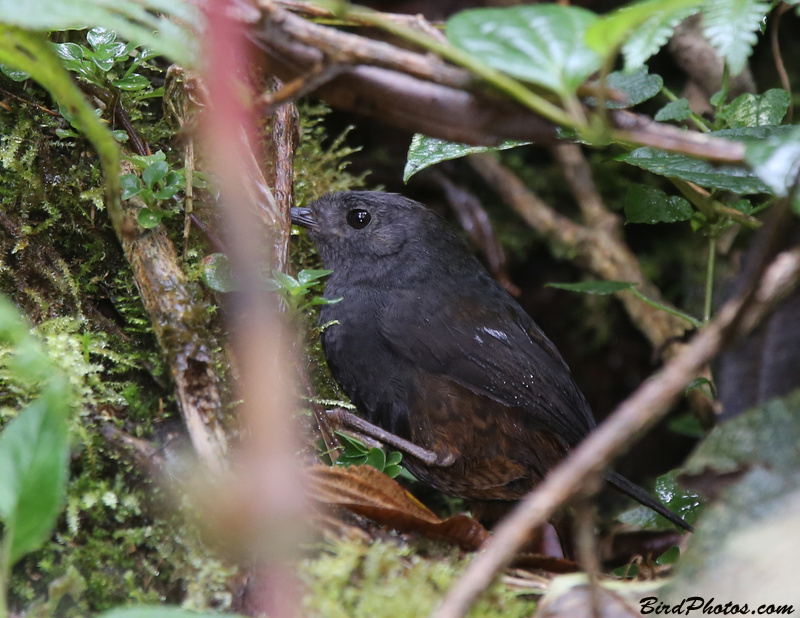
[293,103,368,207]
[0,75,236,613]
[300,538,537,618]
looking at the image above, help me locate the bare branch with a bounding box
[251,3,747,161]
[553,143,621,236]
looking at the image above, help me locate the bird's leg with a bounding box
[325,408,454,467]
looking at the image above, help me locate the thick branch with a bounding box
[263,77,299,273]
[120,195,229,472]
[250,2,749,162]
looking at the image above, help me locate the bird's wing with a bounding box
[378,279,596,446]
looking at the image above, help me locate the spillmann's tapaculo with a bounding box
[291,191,692,540]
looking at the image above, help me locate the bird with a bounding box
[291,190,692,550]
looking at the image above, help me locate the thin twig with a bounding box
[769,3,793,123]
[433,172,518,295]
[574,474,603,618]
[553,143,620,235]
[672,178,761,230]
[327,408,445,466]
[435,210,800,618]
[0,86,60,116]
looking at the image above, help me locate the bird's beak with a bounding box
[290,207,316,229]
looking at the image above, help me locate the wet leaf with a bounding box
[718,89,791,128]
[120,174,142,200]
[619,126,796,194]
[617,471,703,529]
[744,125,800,198]
[600,67,663,108]
[142,161,168,190]
[199,253,237,293]
[137,208,163,229]
[655,99,692,122]
[404,134,527,182]
[624,184,693,224]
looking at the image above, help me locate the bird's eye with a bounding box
[346,209,372,229]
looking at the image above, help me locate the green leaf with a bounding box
[51,42,83,62]
[297,269,333,285]
[620,6,700,71]
[365,447,387,472]
[668,413,707,438]
[0,62,30,81]
[335,432,369,455]
[99,608,244,618]
[655,546,681,565]
[126,150,166,171]
[0,0,200,67]
[624,184,693,224]
[617,470,702,529]
[446,5,602,96]
[142,160,169,190]
[151,185,180,201]
[718,89,791,128]
[685,377,717,398]
[701,0,770,76]
[546,280,635,295]
[88,42,127,72]
[744,125,800,197]
[0,394,70,565]
[595,67,663,109]
[386,451,403,466]
[55,128,79,139]
[655,99,692,122]
[137,208,163,228]
[622,148,768,193]
[86,27,116,48]
[337,453,368,466]
[619,127,795,194]
[164,170,184,187]
[404,134,527,182]
[302,296,343,310]
[271,270,300,293]
[384,464,402,479]
[0,289,47,377]
[112,74,150,91]
[120,173,142,200]
[199,253,237,293]
[585,0,701,63]
[612,562,640,578]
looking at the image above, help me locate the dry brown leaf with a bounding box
[308,465,488,550]
[309,465,580,572]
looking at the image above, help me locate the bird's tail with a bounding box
[607,471,694,532]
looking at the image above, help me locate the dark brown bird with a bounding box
[291,191,692,545]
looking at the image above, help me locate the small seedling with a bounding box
[120,151,185,228]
